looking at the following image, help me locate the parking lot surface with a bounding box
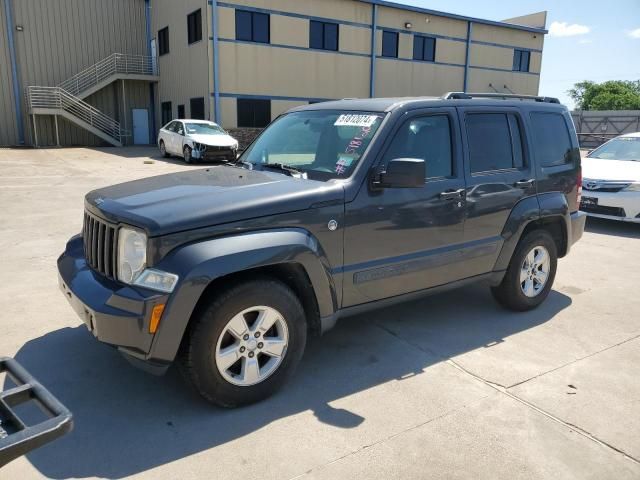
[1,146,639,479]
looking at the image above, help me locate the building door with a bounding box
[132,109,150,144]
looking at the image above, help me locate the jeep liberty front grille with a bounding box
[83,212,117,279]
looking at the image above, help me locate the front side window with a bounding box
[158,27,170,56]
[466,113,525,173]
[413,35,436,62]
[383,115,453,178]
[239,110,385,181]
[513,49,530,72]
[588,137,640,161]
[382,31,399,58]
[530,112,574,167]
[236,10,270,44]
[310,21,339,51]
[187,9,202,44]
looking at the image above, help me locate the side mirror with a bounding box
[375,158,425,188]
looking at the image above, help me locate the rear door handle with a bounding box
[439,188,465,200]
[515,179,535,188]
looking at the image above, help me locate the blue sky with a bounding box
[399,0,640,107]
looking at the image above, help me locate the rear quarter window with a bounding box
[530,112,574,167]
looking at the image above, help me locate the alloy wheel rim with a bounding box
[184,148,191,162]
[520,245,550,298]
[160,142,165,155]
[214,306,289,387]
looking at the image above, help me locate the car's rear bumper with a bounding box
[57,235,170,374]
[569,210,587,249]
[580,190,640,223]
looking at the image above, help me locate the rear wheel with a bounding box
[179,279,307,407]
[491,230,557,311]
[183,145,193,163]
[159,140,169,157]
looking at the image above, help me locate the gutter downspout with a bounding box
[463,21,472,93]
[211,0,221,123]
[4,0,25,145]
[145,0,156,141]
[369,3,377,98]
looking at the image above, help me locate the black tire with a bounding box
[179,278,307,407]
[159,140,169,157]
[491,229,558,311]
[183,145,193,163]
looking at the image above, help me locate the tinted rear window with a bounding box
[530,112,573,167]
[466,113,524,173]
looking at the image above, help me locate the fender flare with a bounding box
[493,192,570,272]
[146,228,337,364]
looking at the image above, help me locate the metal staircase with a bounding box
[25,53,159,147]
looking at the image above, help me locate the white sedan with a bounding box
[157,119,239,163]
[581,132,640,223]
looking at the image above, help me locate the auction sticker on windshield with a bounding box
[334,114,380,127]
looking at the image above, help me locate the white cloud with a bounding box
[548,21,590,37]
[628,28,640,39]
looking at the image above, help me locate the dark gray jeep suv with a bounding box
[58,93,586,407]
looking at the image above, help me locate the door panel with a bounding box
[343,108,467,307]
[132,109,149,145]
[458,107,536,275]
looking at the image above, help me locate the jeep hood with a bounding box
[85,166,344,236]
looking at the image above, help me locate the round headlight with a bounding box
[117,227,147,284]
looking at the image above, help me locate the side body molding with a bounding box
[147,228,337,364]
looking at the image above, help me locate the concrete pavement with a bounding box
[1,146,639,479]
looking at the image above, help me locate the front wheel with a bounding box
[179,279,307,407]
[183,145,193,163]
[491,230,558,311]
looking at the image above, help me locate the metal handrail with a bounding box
[58,53,158,97]
[26,86,124,142]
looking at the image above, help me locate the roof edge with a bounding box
[360,0,548,34]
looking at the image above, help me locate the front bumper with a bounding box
[192,145,236,162]
[580,190,640,223]
[57,235,170,374]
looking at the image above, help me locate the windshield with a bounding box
[239,110,385,180]
[588,137,640,161]
[185,123,226,135]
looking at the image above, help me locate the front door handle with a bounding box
[515,179,535,188]
[439,188,465,200]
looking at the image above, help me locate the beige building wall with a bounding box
[151,0,210,128]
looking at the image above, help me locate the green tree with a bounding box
[568,80,640,110]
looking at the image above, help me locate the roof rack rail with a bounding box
[443,92,560,104]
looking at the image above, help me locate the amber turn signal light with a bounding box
[149,304,165,334]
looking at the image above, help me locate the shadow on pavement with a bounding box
[585,216,640,239]
[10,284,571,478]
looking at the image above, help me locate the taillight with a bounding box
[576,171,582,206]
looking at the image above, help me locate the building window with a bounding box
[513,49,530,72]
[190,97,205,120]
[187,9,202,45]
[158,27,170,56]
[466,113,525,173]
[235,10,270,44]
[161,101,172,126]
[381,31,399,58]
[177,105,185,119]
[310,21,339,51]
[237,99,271,128]
[413,35,436,62]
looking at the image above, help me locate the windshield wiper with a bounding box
[259,163,304,176]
